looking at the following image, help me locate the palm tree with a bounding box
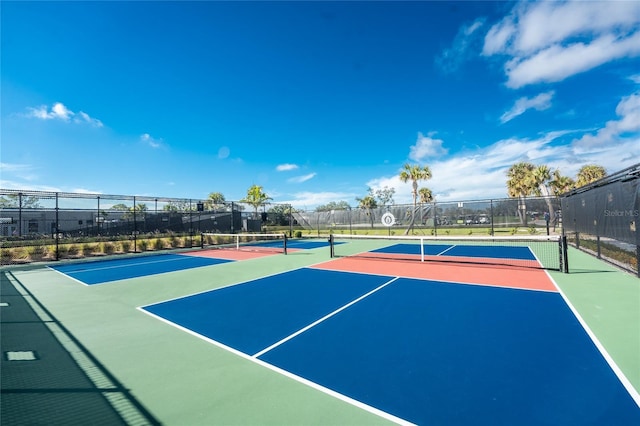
[399,163,432,234]
[506,162,536,225]
[418,187,434,204]
[575,164,606,188]
[549,170,575,195]
[240,185,272,219]
[205,192,226,210]
[356,194,378,228]
[531,165,556,223]
[418,187,434,225]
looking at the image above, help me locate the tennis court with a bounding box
[3,235,640,425]
[49,233,311,285]
[138,236,638,425]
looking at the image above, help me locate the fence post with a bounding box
[562,235,569,273]
[55,193,59,261]
[490,199,495,236]
[133,196,137,253]
[18,192,23,237]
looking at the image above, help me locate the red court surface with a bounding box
[313,256,558,292]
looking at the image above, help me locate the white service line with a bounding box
[252,276,401,358]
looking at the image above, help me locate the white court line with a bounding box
[137,303,415,426]
[435,244,456,256]
[544,269,640,409]
[50,254,200,276]
[252,276,401,358]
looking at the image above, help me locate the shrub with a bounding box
[294,230,302,238]
[13,247,30,261]
[67,244,80,256]
[153,238,164,250]
[102,242,115,254]
[57,245,69,257]
[82,243,94,256]
[1,248,12,264]
[138,239,148,252]
[28,245,47,260]
[121,240,131,252]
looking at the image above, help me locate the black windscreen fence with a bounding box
[561,164,639,276]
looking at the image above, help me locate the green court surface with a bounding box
[1,244,639,425]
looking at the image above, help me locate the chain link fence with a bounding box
[1,189,567,266]
[294,196,561,237]
[0,190,294,265]
[561,163,639,276]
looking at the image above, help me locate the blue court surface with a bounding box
[141,268,640,425]
[373,243,537,260]
[49,254,231,285]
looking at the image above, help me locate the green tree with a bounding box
[530,165,556,224]
[240,185,272,219]
[549,170,575,195]
[575,164,607,188]
[506,162,536,225]
[356,193,378,228]
[205,192,226,210]
[418,187,434,226]
[133,203,148,220]
[418,187,434,204]
[374,186,395,207]
[399,163,432,234]
[315,201,350,212]
[0,194,41,208]
[267,204,296,226]
[111,203,130,211]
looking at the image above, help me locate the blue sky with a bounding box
[2,1,639,209]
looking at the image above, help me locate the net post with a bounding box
[200,233,204,249]
[329,234,334,258]
[562,235,569,273]
[283,233,288,255]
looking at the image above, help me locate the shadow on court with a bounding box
[0,271,159,425]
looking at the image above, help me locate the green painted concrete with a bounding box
[4,242,638,424]
[550,247,640,391]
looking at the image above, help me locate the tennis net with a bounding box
[329,234,567,271]
[201,233,288,254]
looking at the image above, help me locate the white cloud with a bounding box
[287,173,317,183]
[75,111,103,127]
[140,133,163,149]
[276,163,299,171]
[279,191,357,209]
[436,18,485,73]
[25,102,103,127]
[409,132,447,162]
[1,162,31,172]
[500,91,554,123]
[0,179,61,193]
[218,146,230,159]
[505,33,640,88]
[368,131,578,204]
[572,91,640,155]
[483,0,640,88]
[0,162,38,182]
